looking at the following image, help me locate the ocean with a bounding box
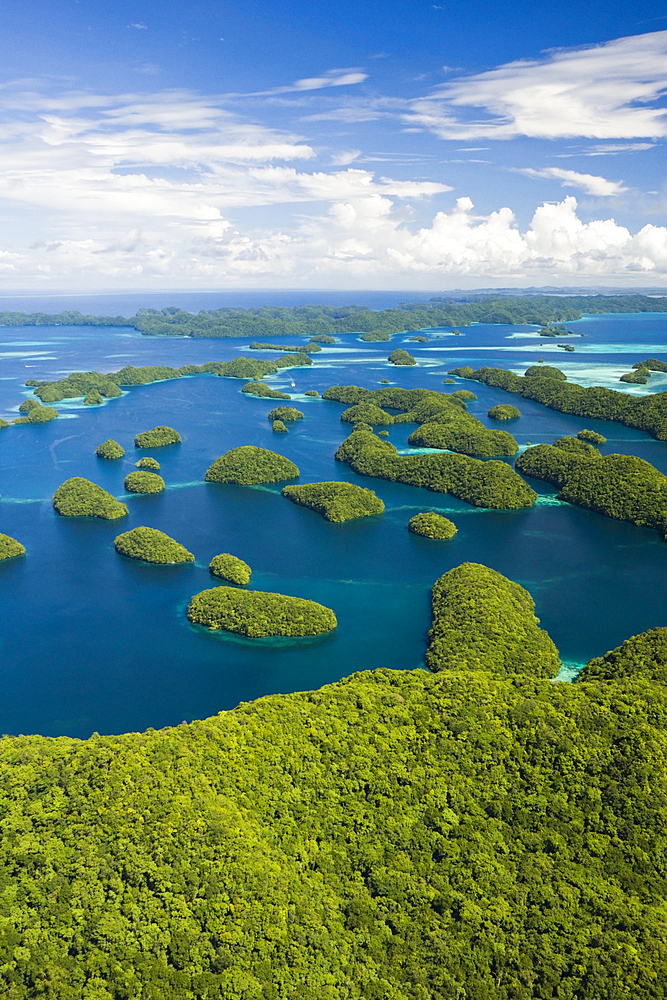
[0,303,665,738]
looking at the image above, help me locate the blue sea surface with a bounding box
[0,308,666,738]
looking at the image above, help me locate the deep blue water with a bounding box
[0,309,666,738]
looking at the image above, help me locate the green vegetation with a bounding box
[579,627,667,683]
[553,435,600,456]
[325,383,519,458]
[135,426,181,448]
[23,356,312,408]
[249,341,322,354]
[309,333,335,344]
[209,553,252,585]
[524,364,566,380]
[304,389,319,396]
[407,335,429,342]
[558,343,575,352]
[53,478,128,519]
[620,370,649,384]
[360,329,391,341]
[442,378,456,384]
[340,402,394,425]
[633,358,667,372]
[188,586,337,637]
[5,566,667,995]
[282,481,384,522]
[427,563,560,677]
[0,533,25,561]
[377,429,389,437]
[516,442,667,537]
[450,364,667,440]
[18,399,39,413]
[408,512,457,539]
[136,457,160,470]
[578,428,606,444]
[488,404,520,420]
[336,428,535,508]
[7,293,660,337]
[205,446,299,486]
[114,526,194,564]
[388,348,416,366]
[96,439,125,460]
[241,381,291,399]
[380,379,390,384]
[451,389,476,401]
[12,403,58,424]
[124,471,166,494]
[0,418,8,429]
[267,406,303,421]
[84,389,103,405]
[272,419,288,433]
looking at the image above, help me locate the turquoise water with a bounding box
[0,309,666,738]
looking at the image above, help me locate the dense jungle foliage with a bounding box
[2,563,667,996]
[84,389,104,405]
[451,389,476,402]
[340,403,394,426]
[24,356,310,405]
[0,532,25,561]
[114,527,194,565]
[266,407,303,422]
[96,440,125,460]
[134,427,181,449]
[326,384,518,458]
[524,365,566,380]
[12,403,58,424]
[488,404,521,420]
[205,447,299,486]
[241,382,291,400]
[5,294,666,338]
[633,358,667,372]
[282,482,385,522]
[135,457,161,471]
[408,512,457,539]
[124,471,166,495]
[516,444,667,537]
[249,342,322,354]
[577,429,606,445]
[272,419,288,433]
[388,349,417,366]
[427,563,561,677]
[209,553,252,586]
[335,428,536,509]
[187,586,337,637]
[304,389,319,396]
[449,365,667,440]
[52,478,129,520]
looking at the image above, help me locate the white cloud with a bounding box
[245,69,368,98]
[406,30,667,140]
[515,167,628,196]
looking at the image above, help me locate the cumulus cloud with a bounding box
[4,195,667,288]
[406,30,667,140]
[514,167,628,196]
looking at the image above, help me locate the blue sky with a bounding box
[0,0,665,290]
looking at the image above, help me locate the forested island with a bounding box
[449,364,667,440]
[96,439,125,460]
[114,527,194,564]
[2,562,667,995]
[209,553,252,585]
[124,471,166,494]
[408,512,457,539]
[134,426,181,448]
[3,293,667,339]
[282,482,385,522]
[52,478,129,519]
[205,446,299,485]
[0,532,25,561]
[335,427,535,508]
[516,441,667,538]
[327,384,519,457]
[187,587,337,637]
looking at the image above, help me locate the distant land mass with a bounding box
[1,293,667,339]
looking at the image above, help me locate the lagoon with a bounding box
[0,307,666,737]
